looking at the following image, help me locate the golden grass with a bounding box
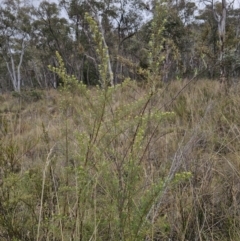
[1,80,240,240]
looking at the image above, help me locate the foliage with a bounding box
[1,1,240,241]
[47,49,176,240]
[0,0,239,90]
[2,76,240,240]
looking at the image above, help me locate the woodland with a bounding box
[0,0,239,91]
[1,0,240,241]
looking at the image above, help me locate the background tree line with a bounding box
[0,0,239,92]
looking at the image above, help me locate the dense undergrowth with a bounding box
[1,2,240,239]
[1,77,240,240]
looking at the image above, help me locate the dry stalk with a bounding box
[36,144,56,241]
[146,101,214,224]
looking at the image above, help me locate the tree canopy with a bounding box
[0,0,239,91]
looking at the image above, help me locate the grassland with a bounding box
[1,79,240,240]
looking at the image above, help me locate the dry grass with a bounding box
[1,80,240,240]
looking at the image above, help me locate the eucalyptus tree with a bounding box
[193,4,219,78]
[136,0,196,81]
[60,0,150,85]
[59,0,102,84]
[214,0,227,83]
[166,1,199,78]
[31,1,73,88]
[0,0,32,92]
[224,5,240,79]
[197,0,229,83]
[109,0,150,83]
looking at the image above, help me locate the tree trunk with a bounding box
[213,0,227,85]
[4,41,25,92]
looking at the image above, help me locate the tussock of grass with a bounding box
[1,79,240,240]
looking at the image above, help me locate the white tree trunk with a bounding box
[4,40,25,92]
[17,40,25,91]
[213,0,227,83]
[98,21,114,86]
